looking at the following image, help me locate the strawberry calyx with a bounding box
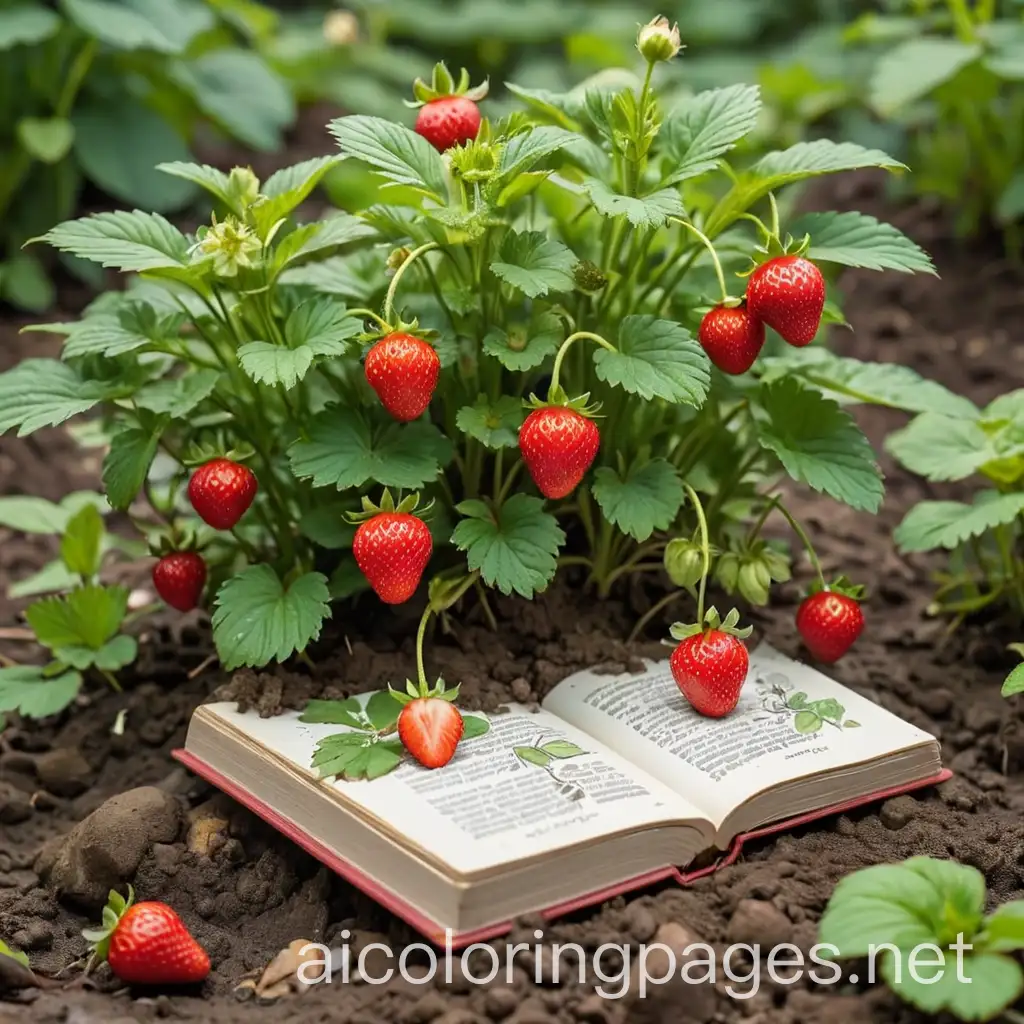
[738,232,813,278]
[345,488,434,525]
[805,575,865,602]
[82,886,135,964]
[389,675,461,706]
[148,526,202,559]
[525,387,602,418]
[668,605,753,643]
[407,63,489,108]
[180,439,255,469]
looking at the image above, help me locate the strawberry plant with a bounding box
[820,856,1024,1021]
[0,0,298,311]
[0,15,948,717]
[0,492,145,725]
[887,389,1024,695]
[844,0,1024,252]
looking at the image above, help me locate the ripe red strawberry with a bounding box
[415,96,481,151]
[745,255,825,347]
[670,630,750,718]
[797,591,865,663]
[353,512,432,604]
[698,306,765,375]
[398,697,465,768]
[85,890,209,987]
[188,459,257,530]
[365,333,440,422]
[520,406,600,500]
[152,552,206,612]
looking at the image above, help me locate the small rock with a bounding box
[916,688,953,718]
[0,782,32,825]
[965,705,1000,736]
[507,997,554,1024]
[879,795,918,831]
[574,993,609,1023]
[484,986,519,1019]
[510,679,532,703]
[12,920,52,951]
[402,992,449,1024]
[36,786,181,909]
[624,903,657,942]
[435,1012,487,1024]
[34,748,91,798]
[622,922,717,1024]
[727,899,793,948]
[150,843,183,876]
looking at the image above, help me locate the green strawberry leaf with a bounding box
[252,156,342,235]
[757,348,978,418]
[0,6,60,49]
[748,140,907,193]
[328,115,447,200]
[793,710,822,733]
[482,313,562,371]
[289,407,452,491]
[869,37,981,116]
[0,360,121,437]
[496,126,577,180]
[659,83,762,186]
[594,316,710,406]
[515,745,552,767]
[366,691,403,732]
[155,161,235,208]
[591,459,685,542]
[273,215,377,273]
[582,179,685,229]
[790,211,936,274]
[134,369,221,418]
[300,697,369,730]
[982,901,1024,952]
[60,505,105,578]
[103,426,161,512]
[894,492,1024,553]
[452,494,565,599]
[50,304,187,360]
[1002,664,1024,698]
[0,492,106,536]
[456,396,525,450]
[540,739,585,758]
[490,231,576,298]
[885,414,998,482]
[57,634,137,672]
[34,210,191,271]
[25,584,128,653]
[756,379,883,513]
[0,665,82,719]
[237,344,316,390]
[212,566,331,671]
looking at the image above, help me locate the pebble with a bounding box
[624,903,657,942]
[965,705,1001,735]
[510,679,532,703]
[573,994,610,1023]
[726,899,794,948]
[483,987,519,1019]
[915,687,953,718]
[879,795,918,831]
[35,786,181,909]
[34,748,91,798]
[0,782,32,825]
[402,993,449,1024]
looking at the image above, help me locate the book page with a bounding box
[201,701,712,876]
[542,644,938,832]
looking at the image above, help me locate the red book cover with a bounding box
[172,748,951,949]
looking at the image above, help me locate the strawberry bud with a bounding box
[637,16,683,63]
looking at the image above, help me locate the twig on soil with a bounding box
[0,627,34,641]
[188,654,217,680]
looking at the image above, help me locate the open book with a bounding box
[175,644,947,945]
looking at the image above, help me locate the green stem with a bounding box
[628,589,685,643]
[770,499,827,589]
[348,307,391,331]
[767,193,781,240]
[946,0,976,41]
[100,669,123,694]
[685,484,711,625]
[56,38,98,118]
[549,331,616,396]
[383,242,439,326]
[670,218,728,303]
[414,603,433,689]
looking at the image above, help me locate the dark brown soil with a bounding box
[3,189,1024,1024]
